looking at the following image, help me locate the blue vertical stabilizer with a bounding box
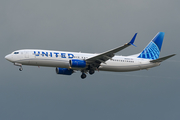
[138,32,165,60]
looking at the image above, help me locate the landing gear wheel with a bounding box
[89,69,95,75]
[81,73,87,79]
[19,67,23,71]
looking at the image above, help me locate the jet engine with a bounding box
[56,67,73,75]
[69,59,86,68]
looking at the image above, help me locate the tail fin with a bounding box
[138,32,165,60]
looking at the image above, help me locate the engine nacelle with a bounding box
[56,67,73,75]
[69,59,86,68]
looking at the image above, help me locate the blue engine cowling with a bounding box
[69,59,86,68]
[56,67,73,75]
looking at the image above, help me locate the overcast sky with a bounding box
[1,0,180,120]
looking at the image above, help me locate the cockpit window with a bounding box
[14,52,19,54]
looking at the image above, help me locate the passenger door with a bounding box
[24,51,29,58]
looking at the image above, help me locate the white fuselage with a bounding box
[5,49,160,72]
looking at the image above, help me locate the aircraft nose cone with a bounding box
[5,55,9,60]
[5,54,12,62]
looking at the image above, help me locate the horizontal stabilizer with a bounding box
[150,54,176,63]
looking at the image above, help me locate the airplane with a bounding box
[5,32,176,79]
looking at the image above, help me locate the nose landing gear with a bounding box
[14,63,23,71]
[19,67,23,71]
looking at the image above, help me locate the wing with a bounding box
[86,33,137,66]
[150,54,176,63]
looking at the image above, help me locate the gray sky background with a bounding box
[1,0,180,120]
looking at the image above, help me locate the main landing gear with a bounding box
[89,69,95,75]
[81,73,87,79]
[80,69,95,79]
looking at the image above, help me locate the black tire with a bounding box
[81,73,86,79]
[19,68,23,71]
[89,69,95,75]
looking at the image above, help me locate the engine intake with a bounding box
[56,67,73,75]
[69,59,86,68]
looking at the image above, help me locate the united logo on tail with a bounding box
[138,32,164,60]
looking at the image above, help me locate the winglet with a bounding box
[129,33,137,47]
